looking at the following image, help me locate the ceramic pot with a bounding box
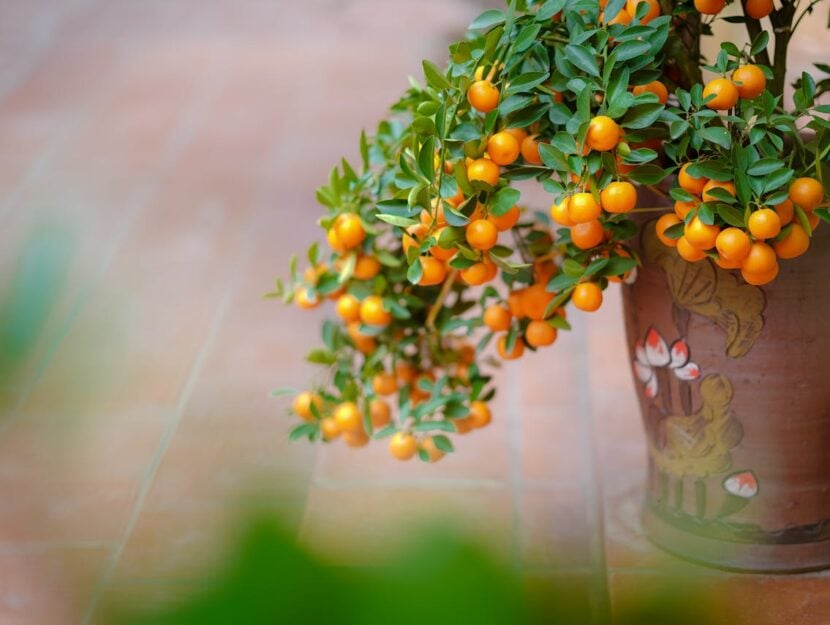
[623,212,830,573]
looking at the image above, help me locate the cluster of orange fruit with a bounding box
[599,0,662,26]
[702,64,766,111]
[657,172,824,285]
[694,0,773,18]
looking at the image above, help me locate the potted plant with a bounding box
[269,0,830,571]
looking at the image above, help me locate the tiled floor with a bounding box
[0,2,828,624]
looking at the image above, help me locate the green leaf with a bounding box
[610,40,651,63]
[469,9,506,30]
[621,104,664,130]
[718,204,746,228]
[433,435,455,453]
[407,257,424,285]
[747,158,784,176]
[271,388,297,398]
[422,60,452,91]
[564,44,600,78]
[490,187,521,216]
[376,214,419,227]
[700,126,732,150]
[750,30,770,57]
[626,164,669,185]
[289,423,318,442]
[307,349,337,365]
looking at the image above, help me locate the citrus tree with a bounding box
[270,0,829,462]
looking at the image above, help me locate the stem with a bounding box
[768,0,798,98]
[426,270,458,330]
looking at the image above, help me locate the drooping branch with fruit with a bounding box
[270,0,829,462]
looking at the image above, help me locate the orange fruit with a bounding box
[534,260,557,284]
[715,252,743,270]
[572,282,603,312]
[732,65,766,99]
[327,227,346,253]
[507,289,527,318]
[320,417,341,440]
[503,127,529,144]
[742,264,779,286]
[468,80,500,113]
[293,392,322,421]
[487,131,521,166]
[674,198,700,220]
[525,320,558,347]
[353,255,381,280]
[369,399,392,428]
[460,261,491,286]
[420,437,445,463]
[388,432,418,460]
[694,0,725,13]
[336,293,361,322]
[295,287,320,310]
[468,401,492,428]
[429,230,457,261]
[702,179,736,202]
[419,256,448,286]
[334,214,366,249]
[454,417,474,434]
[372,372,398,396]
[489,205,521,231]
[789,177,825,211]
[466,218,499,250]
[568,192,602,223]
[402,223,427,256]
[632,80,669,104]
[748,208,781,240]
[702,78,739,110]
[586,115,621,152]
[600,181,637,214]
[497,335,525,360]
[676,235,707,262]
[521,135,543,165]
[741,241,777,274]
[520,283,555,321]
[773,223,810,259]
[715,227,752,261]
[484,305,512,332]
[685,216,720,250]
[626,0,661,22]
[467,158,501,187]
[550,197,574,226]
[745,0,773,19]
[342,430,370,448]
[678,163,708,195]
[774,199,794,225]
[603,7,632,25]
[360,295,392,326]
[420,204,446,227]
[656,213,682,248]
[571,219,605,250]
[334,402,363,434]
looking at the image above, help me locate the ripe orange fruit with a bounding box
[702,78,738,110]
[489,205,521,231]
[334,402,363,434]
[294,287,320,310]
[429,230,457,261]
[789,177,825,211]
[503,127,529,144]
[507,289,526,318]
[369,399,391,428]
[353,255,381,280]
[420,204,446,227]
[694,0,725,13]
[498,335,525,360]
[420,437,445,463]
[521,135,543,165]
[534,260,557,284]
[388,432,418,460]
[774,199,794,225]
[732,65,766,99]
[342,430,370,448]
[603,7,632,25]
[656,213,682,247]
[525,320,558,347]
[678,163,708,195]
[487,131,521,166]
[468,401,492,428]
[773,223,810,259]
[320,417,341,440]
[550,197,574,226]
[454,417,474,434]
[741,241,777,274]
[373,372,398,396]
[685,216,720,250]
[715,227,752,261]
[676,236,707,262]
[484,305,512,332]
[601,181,637,214]
[520,283,555,321]
[568,192,602,223]
[742,264,779,286]
[327,228,346,253]
[293,392,322,420]
[334,214,366,249]
[466,218,499,250]
[702,179,736,202]
[748,208,781,240]
[745,0,773,19]
[571,219,605,250]
[360,295,392,326]
[674,198,700,220]
[632,80,668,104]
[402,223,427,256]
[572,282,603,312]
[419,256,448,286]
[460,261,491,286]
[586,115,621,152]
[627,0,661,22]
[715,252,744,270]
[336,294,361,322]
[468,80,500,113]
[467,158,501,187]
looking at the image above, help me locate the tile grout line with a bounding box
[572,312,612,624]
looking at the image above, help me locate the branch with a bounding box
[426,270,458,330]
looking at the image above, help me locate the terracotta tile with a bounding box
[721,576,830,625]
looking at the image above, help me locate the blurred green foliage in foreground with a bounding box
[106,514,732,625]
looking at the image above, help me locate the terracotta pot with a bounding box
[623,205,830,573]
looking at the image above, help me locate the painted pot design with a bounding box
[623,218,830,572]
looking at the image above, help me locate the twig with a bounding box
[426,269,459,330]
